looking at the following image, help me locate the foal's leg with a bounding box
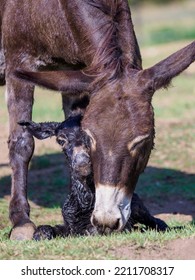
[6,75,36,240]
[127,193,168,232]
[33,223,70,241]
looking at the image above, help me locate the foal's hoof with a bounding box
[33,225,56,241]
[10,222,36,240]
[154,218,169,232]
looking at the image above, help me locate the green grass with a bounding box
[137,167,195,201]
[132,0,195,46]
[150,26,195,45]
[153,76,195,119]
[0,87,64,124]
[0,222,194,260]
[32,88,64,122]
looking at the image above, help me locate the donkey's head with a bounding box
[15,41,195,233]
[82,72,155,231]
[19,115,91,177]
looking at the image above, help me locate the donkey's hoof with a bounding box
[10,222,36,240]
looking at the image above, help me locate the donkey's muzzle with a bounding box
[91,184,132,234]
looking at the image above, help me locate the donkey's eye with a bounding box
[131,139,145,150]
[128,135,150,152]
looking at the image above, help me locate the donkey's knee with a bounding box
[8,129,35,166]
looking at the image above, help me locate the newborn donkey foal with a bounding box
[19,115,168,240]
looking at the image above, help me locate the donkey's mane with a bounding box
[84,0,132,83]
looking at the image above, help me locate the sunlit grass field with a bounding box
[0,224,194,260]
[0,1,195,259]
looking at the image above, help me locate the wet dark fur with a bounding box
[20,115,168,240]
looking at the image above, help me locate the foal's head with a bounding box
[19,115,91,177]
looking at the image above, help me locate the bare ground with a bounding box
[114,237,195,260]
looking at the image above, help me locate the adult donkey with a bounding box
[1,0,194,240]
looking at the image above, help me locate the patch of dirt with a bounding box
[115,237,195,260]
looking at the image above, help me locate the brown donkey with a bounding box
[1,0,194,239]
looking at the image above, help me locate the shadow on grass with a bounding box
[0,153,195,218]
[137,166,195,221]
[0,152,71,208]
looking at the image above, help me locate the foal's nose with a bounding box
[73,152,90,170]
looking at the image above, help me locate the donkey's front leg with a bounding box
[6,76,36,240]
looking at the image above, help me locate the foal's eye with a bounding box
[57,136,68,147]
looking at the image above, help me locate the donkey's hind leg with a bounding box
[6,74,36,240]
[61,93,90,118]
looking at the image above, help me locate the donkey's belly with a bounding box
[3,0,83,66]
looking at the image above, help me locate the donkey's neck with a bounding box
[63,0,142,81]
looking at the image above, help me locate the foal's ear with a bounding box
[18,121,60,140]
[140,41,195,94]
[15,70,93,94]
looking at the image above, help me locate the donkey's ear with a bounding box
[140,41,195,94]
[18,121,60,140]
[15,70,93,94]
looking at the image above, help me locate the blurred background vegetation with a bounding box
[130,0,195,46]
